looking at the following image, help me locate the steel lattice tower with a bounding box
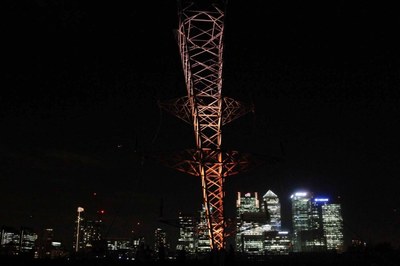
[158,0,254,250]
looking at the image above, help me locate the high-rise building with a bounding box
[291,192,344,253]
[303,198,327,252]
[106,238,134,260]
[1,226,21,255]
[291,191,326,252]
[261,190,281,231]
[291,191,312,252]
[37,228,54,258]
[0,226,37,256]
[196,205,211,254]
[82,219,103,250]
[19,227,38,253]
[321,199,344,252]
[176,212,196,254]
[236,192,268,255]
[73,207,104,255]
[260,190,291,255]
[154,228,168,259]
[264,231,291,255]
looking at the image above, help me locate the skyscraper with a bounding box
[82,219,103,250]
[262,190,281,231]
[236,192,268,255]
[0,226,20,255]
[73,207,104,255]
[176,212,196,254]
[196,205,211,254]
[154,228,168,259]
[0,226,37,256]
[321,200,344,252]
[260,190,291,255]
[19,227,38,254]
[291,192,344,253]
[290,191,323,252]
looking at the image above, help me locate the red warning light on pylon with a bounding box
[99,209,105,214]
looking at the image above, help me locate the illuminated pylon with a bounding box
[158,0,253,250]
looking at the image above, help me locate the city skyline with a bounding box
[2,0,399,252]
[0,188,364,251]
[1,188,342,251]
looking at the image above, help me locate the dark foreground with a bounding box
[1,252,399,266]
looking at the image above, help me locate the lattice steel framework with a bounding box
[159,0,253,250]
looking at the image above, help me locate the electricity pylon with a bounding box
[158,0,254,251]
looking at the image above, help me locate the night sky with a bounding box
[2,1,399,249]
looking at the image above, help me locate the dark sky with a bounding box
[2,1,399,249]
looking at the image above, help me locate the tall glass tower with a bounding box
[290,191,313,252]
[291,192,344,253]
[197,205,211,254]
[262,190,281,231]
[322,202,344,252]
[176,212,196,254]
[154,228,168,258]
[236,192,267,255]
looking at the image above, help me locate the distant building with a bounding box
[321,200,344,252]
[264,231,291,255]
[290,192,344,253]
[261,190,282,231]
[19,227,38,254]
[36,228,66,260]
[236,192,268,255]
[174,207,211,257]
[106,238,135,260]
[176,212,196,254]
[0,226,37,256]
[36,228,54,258]
[73,207,104,255]
[291,191,316,252]
[0,226,21,255]
[82,219,103,251]
[154,228,168,259]
[196,205,211,254]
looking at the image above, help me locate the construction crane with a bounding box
[157,0,255,251]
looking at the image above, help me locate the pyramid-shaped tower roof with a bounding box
[263,190,278,198]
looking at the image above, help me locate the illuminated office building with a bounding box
[291,192,344,253]
[322,201,344,252]
[1,226,21,255]
[290,191,326,252]
[73,207,104,254]
[264,231,291,255]
[261,190,290,255]
[196,205,211,254]
[19,227,38,253]
[82,219,103,249]
[291,191,312,252]
[236,192,268,255]
[261,190,281,231]
[0,226,37,255]
[302,198,327,252]
[176,212,196,254]
[154,228,168,258]
[106,238,134,260]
